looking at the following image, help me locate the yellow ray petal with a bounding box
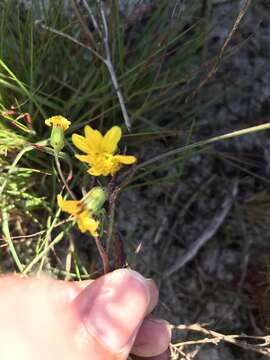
[101,126,122,154]
[88,166,105,177]
[72,134,92,154]
[45,116,71,131]
[114,155,137,164]
[45,118,52,127]
[75,154,94,165]
[77,211,99,236]
[84,126,103,151]
[57,194,81,215]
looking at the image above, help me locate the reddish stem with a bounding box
[94,236,110,274]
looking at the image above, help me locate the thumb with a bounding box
[72,269,151,360]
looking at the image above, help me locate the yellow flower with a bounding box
[45,115,71,131]
[72,125,136,176]
[45,115,71,153]
[57,194,99,237]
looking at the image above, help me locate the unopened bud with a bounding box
[45,115,71,153]
[50,125,65,153]
[83,187,108,214]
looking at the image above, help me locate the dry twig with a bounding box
[80,0,131,130]
[37,1,131,131]
[190,0,252,99]
[172,323,270,357]
[94,236,110,274]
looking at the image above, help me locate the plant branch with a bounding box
[40,3,132,130]
[107,191,116,252]
[54,153,76,200]
[94,236,110,274]
[137,122,270,169]
[79,1,132,131]
[190,0,252,98]
[81,0,102,38]
[0,219,71,243]
[71,0,96,47]
[173,323,270,356]
[35,21,105,62]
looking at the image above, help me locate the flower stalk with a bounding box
[54,153,76,200]
[94,236,110,274]
[45,116,136,275]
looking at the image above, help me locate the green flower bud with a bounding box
[50,125,65,153]
[84,187,108,214]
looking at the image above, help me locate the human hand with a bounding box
[0,269,171,360]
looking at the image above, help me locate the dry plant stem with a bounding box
[114,233,125,269]
[94,236,110,274]
[81,0,131,131]
[106,168,136,257]
[71,0,96,47]
[191,0,252,99]
[54,153,76,200]
[170,343,199,360]
[138,122,270,169]
[40,4,131,130]
[173,323,270,356]
[0,219,71,243]
[103,56,131,131]
[36,21,104,62]
[81,0,102,37]
[106,174,118,252]
[164,181,238,277]
[107,199,116,252]
[117,166,137,189]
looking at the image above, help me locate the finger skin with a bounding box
[0,277,81,360]
[0,275,81,303]
[131,349,171,360]
[0,270,167,360]
[73,269,151,359]
[145,279,159,314]
[0,274,158,311]
[131,317,171,357]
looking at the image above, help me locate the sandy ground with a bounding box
[117,1,270,359]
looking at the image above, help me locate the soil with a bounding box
[117,1,270,359]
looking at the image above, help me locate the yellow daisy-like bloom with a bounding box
[57,194,99,237]
[72,126,136,176]
[45,115,71,131]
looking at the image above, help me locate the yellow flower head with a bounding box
[57,194,99,237]
[45,115,71,131]
[72,125,136,176]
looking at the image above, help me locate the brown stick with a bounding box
[173,323,270,356]
[114,233,126,269]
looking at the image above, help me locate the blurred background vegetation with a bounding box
[0,0,210,273]
[1,0,270,358]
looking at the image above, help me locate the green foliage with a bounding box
[0,0,205,132]
[0,123,26,154]
[1,0,261,277]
